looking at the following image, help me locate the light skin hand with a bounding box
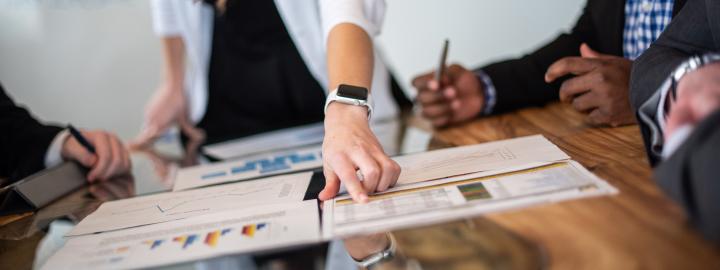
[344,233,391,261]
[412,64,484,127]
[319,23,401,203]
[319,104,401,204]
[545,43,636,126]
[61,130,132,182]
[131,37,204,149]
[665,62,720,138]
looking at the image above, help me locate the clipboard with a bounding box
[0,162,87,216]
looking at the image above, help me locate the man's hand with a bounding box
[131,83,204,149]
[61,130,131,182]
[665,62,720,138]
[545,43,636,126]
[412,64,484,127]
[319,104,401,203]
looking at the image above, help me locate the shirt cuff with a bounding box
[474,69,497,115]
[45,129,70,168]
[655,77,673,133]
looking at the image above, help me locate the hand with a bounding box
[344,233,391,261]
[319,104,401,203]
[131,83,204,149]
[412,64,484,127]
[61,130,131,182]
[665,62,720,138]
[545,43,636,126]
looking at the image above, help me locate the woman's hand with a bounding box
[344,233,391,261]
[131,83,203,149]
[319,103,401,203]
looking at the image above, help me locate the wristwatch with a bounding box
[324,84,374,120]
[670,53,720,98]
[353,233,397,269]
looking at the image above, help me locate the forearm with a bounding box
[326,23,374,92]
[160,36,186,91]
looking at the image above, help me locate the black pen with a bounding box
[435,39,450,87]
[68,125,96,154]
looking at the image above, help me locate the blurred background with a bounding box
[0,0,584,140]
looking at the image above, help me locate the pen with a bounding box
[68,125,96,154]
[435,39,450,87]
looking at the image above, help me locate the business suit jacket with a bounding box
[0,83,62,183]
[480,0,686,114]
[630,0,720,244]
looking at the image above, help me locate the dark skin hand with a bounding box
[545,43,637,127]
[412,64,485,128]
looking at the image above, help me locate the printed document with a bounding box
[322,161,617,238]
[44,200,320,270]
[68,172,312,236]
[174,145,322,191]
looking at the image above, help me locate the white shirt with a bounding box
[149,0,398,124]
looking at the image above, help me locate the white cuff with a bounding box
[655,78,673,133]
[45,129,70,168]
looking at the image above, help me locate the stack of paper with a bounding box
[45,135,617,269]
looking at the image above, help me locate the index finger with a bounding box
[332,155,369,203]
[545,57,599,83]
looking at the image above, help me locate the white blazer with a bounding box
[150,0,398,124]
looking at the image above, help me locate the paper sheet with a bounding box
[322,161,617,238]
[202,120,401,160]
[174,145,323,191]
[394,135,570,185]
[43,200,320,270]
[68,172,313,236]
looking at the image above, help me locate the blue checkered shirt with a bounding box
[624,0,675,60]
[479,0,675,114]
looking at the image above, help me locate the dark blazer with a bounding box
[0,83,62,183]
[480,0,686,114]
[630,0,720,244]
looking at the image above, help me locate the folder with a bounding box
[0,162,87,216]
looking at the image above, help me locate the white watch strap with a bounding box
[324,89,374,120]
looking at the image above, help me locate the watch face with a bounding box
[337,84,368,100]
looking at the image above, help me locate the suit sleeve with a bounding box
[654,110,720,244]
[477,2,596,114]
[0,84,63,182]
[629,0,714,110]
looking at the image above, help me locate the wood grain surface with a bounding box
[384,102,720,270]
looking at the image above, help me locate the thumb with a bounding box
[318,166,341,201]
[580,43,602,59]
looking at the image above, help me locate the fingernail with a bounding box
[359,193,369,203]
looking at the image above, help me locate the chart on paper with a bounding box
[69,172,312,236]
[44,201,321,270]
[174,145,323,191]
[325,161,617,237]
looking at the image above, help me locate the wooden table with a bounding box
[382,102,720,270]
[2,102,719,270]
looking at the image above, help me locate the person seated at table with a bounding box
[630,0,720,244]
[412,0,686,128]
[0,82,131,185]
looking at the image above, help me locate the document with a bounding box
[43,200,321,270]
[174,145,322,191]
[202,120,402,160]
[68,172,312,236]
[203,123,325,160]
[394,135,570,185]
[322,161,617,238]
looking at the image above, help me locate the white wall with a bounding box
[0,0,583,140]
